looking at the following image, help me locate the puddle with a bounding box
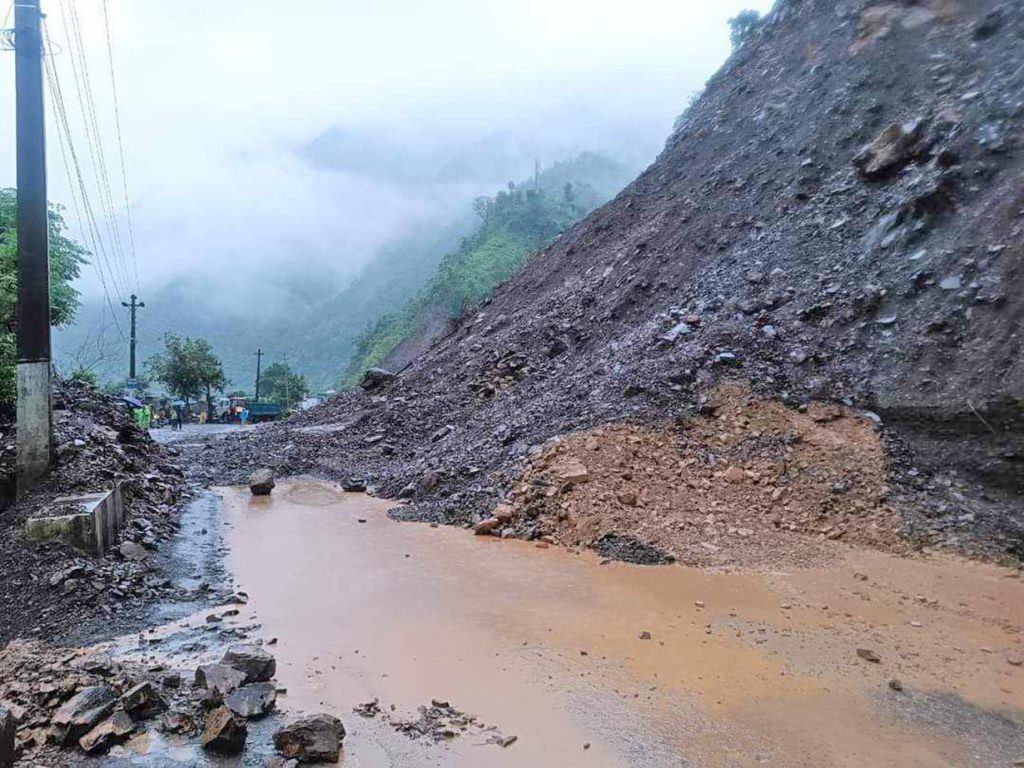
[211,478,1024,767]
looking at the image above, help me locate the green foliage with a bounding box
[145,334,226,404]
[341,174,600,387]
[259,362,308,409]
[69,368,98,388]
[0,188,89,404]
[728,10,762,51]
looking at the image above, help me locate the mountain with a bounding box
[205,0,1024,563]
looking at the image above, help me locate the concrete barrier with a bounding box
[25,485,124,555]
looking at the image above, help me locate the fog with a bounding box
[1,1,772,301]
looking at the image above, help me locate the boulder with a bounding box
[0,705,14,768]
[121,681,167,719]
[50,686,116,746]
[249,468,276,496]
[359,367,397,391]
[222,644,276,684]
[194,664,247,699]
[118,541,149,561]
[78,711,134,755]
[853,120,924,180]
[226,682,277,718]
[201,706,247,754]
[273,713,345,763]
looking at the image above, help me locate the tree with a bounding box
[728,10,762,51]
[260,362,308,410]
[0,188,89,403]
[145,335,226,412]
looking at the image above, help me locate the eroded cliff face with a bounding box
[201,0,1024,561]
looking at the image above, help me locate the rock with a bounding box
[853,120,924,180]
[659,321,691,344]
[473,517,501,536]
[195,664,247,698]
[724,466,746,483]
[122,681,167,719]
[48,565,87,587]
[118,541,149,561]
[162,671,182,688]
[431,425,456,442]
[50,686,116,746]
[617,490,638,507]
[359,367,397,391]
[78,711,134,755]
[274,713,345,763]
[341,478,366,492]
[972,9,1003,39]
[249,469,276,496]
[160,711,197,735]
[551,459,589,486]
[419,470,442,491]
[226,682,277,718]
[201,706,247,754]
[638,631,652,640]
[939,275,962,291]
[0,706,14,768]
[856,648,881,663]
[888,678,903,692]
[222,644,277,684]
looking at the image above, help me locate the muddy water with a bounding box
[220,479,1024,767]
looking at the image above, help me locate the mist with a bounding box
[0,0,774,385]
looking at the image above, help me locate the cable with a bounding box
[58,0,132,296]
[100,0,139,293]
[43,22,126,337]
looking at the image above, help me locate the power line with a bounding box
[42,22,126,337]
[57,0,132,296]
[101,0,139,293]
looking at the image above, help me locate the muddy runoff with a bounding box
[143,477,1021,768]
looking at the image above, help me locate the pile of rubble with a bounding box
[0,379,189,643]
[490,383,902,567]
[0,639,344,765]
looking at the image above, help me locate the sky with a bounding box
[0,0,774,308]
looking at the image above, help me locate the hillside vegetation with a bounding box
[341,153,628,385]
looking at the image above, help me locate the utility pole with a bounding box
[15,0,52,490]
[121,294,144,388]
[254,349,263,402]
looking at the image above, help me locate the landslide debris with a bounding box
[198,0,1023,563]
[0,380,189,643]
[501,383,900,567]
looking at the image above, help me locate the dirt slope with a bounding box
[204,0,1023,562]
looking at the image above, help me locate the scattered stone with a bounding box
[856,648,881,663]
[78,711,134,755]
[118,541,150,561]
[195,664,247,698]
[360,367,397,391]
[353,699,381,718]
[201,706,247,754]
[226,682,277,718]
[853,120,924,180]
[50,686,116,746]
[249,468,276,496]
[160,711,197,736]
[497,734,518,748]
[222,644,277,684]
[274,713,345,763]
[888,678,903,692]
[121,681,167,719]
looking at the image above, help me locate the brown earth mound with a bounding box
[500,383,903,568]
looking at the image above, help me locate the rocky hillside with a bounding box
[204,0,1023,562]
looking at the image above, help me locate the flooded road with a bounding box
[216,478,1024,767]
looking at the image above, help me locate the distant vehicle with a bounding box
[214,396,282,423]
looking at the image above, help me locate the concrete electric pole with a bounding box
[121,294,144,387]
[14,0,53,490]
[254,348,263,402]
